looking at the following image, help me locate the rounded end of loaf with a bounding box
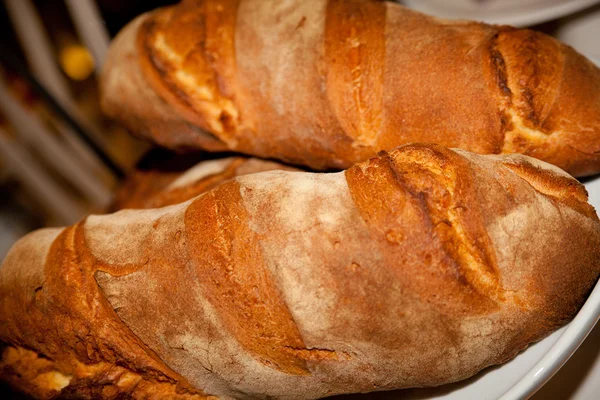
[496,29,600,177]
[542,46,600,177]
[100,11,227,153]
[0,223,214,399]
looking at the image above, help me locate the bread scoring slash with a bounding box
[1,144,599,399]
[101,0,600,176]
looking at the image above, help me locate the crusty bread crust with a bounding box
[1,144,599,399]
[101,0,600,176]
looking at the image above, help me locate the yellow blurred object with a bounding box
[59,45,95,81]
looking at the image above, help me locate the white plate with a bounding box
[400,0,600,27]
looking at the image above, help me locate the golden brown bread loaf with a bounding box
[101,0,600,177]
[112,150,296,210]
[1,144,599,399]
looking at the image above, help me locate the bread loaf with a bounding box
[101,0,600,176]
[1,144,599,399]
[112,150,296,210]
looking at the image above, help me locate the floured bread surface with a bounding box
[167,158,236,190]
[112,155,298,210]
[1,144,600,399]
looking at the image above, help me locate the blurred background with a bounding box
[0,1,599,398]
[0,0,179,259]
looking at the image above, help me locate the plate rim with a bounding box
[401,0,600,27]
[499,228,600,398]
